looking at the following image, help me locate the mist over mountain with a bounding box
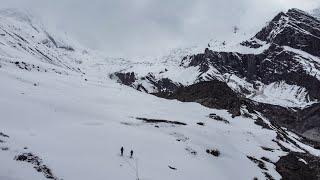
[2,0,320,58]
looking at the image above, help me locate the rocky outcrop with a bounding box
[15,153,59,180]
[113,72,181,93]
[113,72,136,86]
[276,152,320,180]
[156,80,242,116]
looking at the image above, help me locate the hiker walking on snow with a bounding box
[130,150,133,158]
[120,147,124,156]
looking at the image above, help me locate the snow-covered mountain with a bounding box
[114,9,320,106]
[114,9,320,140]
[1,8,320,180]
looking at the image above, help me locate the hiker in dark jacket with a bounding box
[130,150,133,158]
[120,147,124,156]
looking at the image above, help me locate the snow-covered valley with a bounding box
[0,60,292,180]
[1,7,320,180]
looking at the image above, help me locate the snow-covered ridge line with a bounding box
[0,9,90,74]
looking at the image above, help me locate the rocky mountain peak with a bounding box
[247,8,320,57]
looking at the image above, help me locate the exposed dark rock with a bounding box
[0,132,9,138]
[196,122,205,126]
[154,79,319,142]
[170,132,189,142]
[185,147,197,155]
[298,103,320,141]
[252,103,297,130]
[247,156,268,171]
[113,72,136,86]
[1,147,9,151]
[113,72,181,93]
[248,156,276,180]
[300,137,320,150]
[183,45,320,100]
[261,146,275,152]
[253,102,320,142]
[136,117,187,125]
[208,113,230,124]
[254,9,320,57]
[254,117,272,130]
[242,112,253,118]
[261,157,274,164]
[240,39,263,48]
[206,149,220,157]
[168,166,177,170]
[58,45,74,51]
[273,139,291,152]
[264,172,275,180]
[15,153,59,180]
[276,152,320,180]
[157,81,242,116]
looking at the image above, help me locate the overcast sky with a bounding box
[2,0,320,58]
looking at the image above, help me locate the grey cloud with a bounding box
[2,0,320,58]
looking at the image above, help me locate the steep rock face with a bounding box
[247,9,320,57]
[184,44,320,100]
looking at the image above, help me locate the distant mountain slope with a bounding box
[0,9,86,72]
[113,8,320,143]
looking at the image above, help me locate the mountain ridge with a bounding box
[113,8,320,143]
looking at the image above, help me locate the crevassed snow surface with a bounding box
[0,9,320,180]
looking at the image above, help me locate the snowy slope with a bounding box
[0,62,290,180]
[1,8,320,180]
[249,81,313,107]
